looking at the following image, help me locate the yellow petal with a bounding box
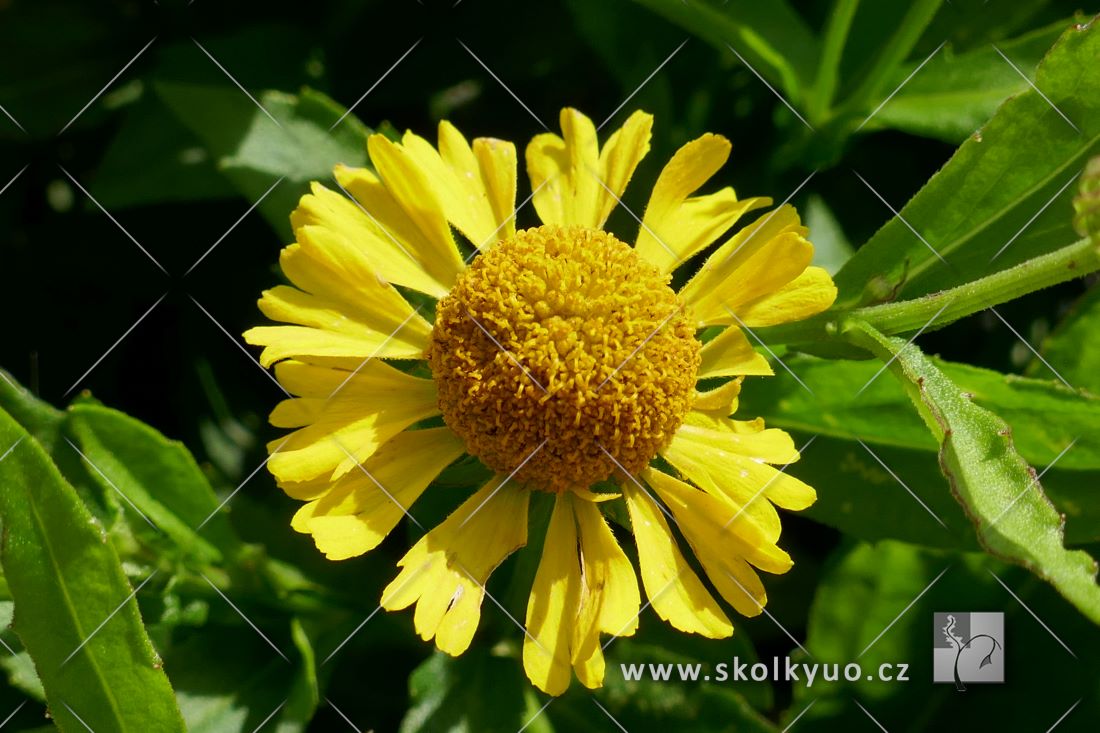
[644,467,792,577]
[524,493,581,696]
[244,223,433,365]
[659,435,783,544]
[687,231,815,327]
[382,477,529,656]
[698,326,772,379]
[621,480,732,638]
[693,378,743,416]
[635,134,768,273]
[291,180,452,298]
[673,421,800,464]
[678,205,805,323]
[571,498,640,689]
[527,108,652,228]
[736,266,837,327]
[291,428,466,560]
[266,360,438,483]
[400,123,518,248]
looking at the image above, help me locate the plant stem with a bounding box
[757,237,1100,347]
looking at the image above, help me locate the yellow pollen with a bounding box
[428,225,700,492]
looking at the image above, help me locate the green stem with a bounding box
[757,237,1100,347]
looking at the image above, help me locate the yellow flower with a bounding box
[245,108,836,696]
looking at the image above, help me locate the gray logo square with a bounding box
[933,612,1004,688]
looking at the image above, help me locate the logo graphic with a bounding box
[933,612,1004,689]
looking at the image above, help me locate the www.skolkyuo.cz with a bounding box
[620,658,911,686]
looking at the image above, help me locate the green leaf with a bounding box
[0,407,186,732]
[1038,284,1100,393]
[629,0,819,104]
[869,19,1070,143]
[153,84,371,240]
[845,322,1100,624]
[830,0,944,124]
[0,370,63,453]
[168,624,314,733]
[65,403,240,565]
[806,0,860,122]
[93,93,238,209]
[400,649,552,733]
[738,354,1100,470]
[834,19,1100,306]
[803,195,855,275]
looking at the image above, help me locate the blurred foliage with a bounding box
[2,0,1100,731]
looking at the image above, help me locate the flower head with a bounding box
[245,108,836,695]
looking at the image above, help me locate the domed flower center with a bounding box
[428,225,700,492]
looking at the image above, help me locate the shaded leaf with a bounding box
[65,403,240,565]
[870,19,1069,142]
[834,19,1100,305]
[0,407,186,732]
[845,322,1100,624]
[153,84,371,240]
